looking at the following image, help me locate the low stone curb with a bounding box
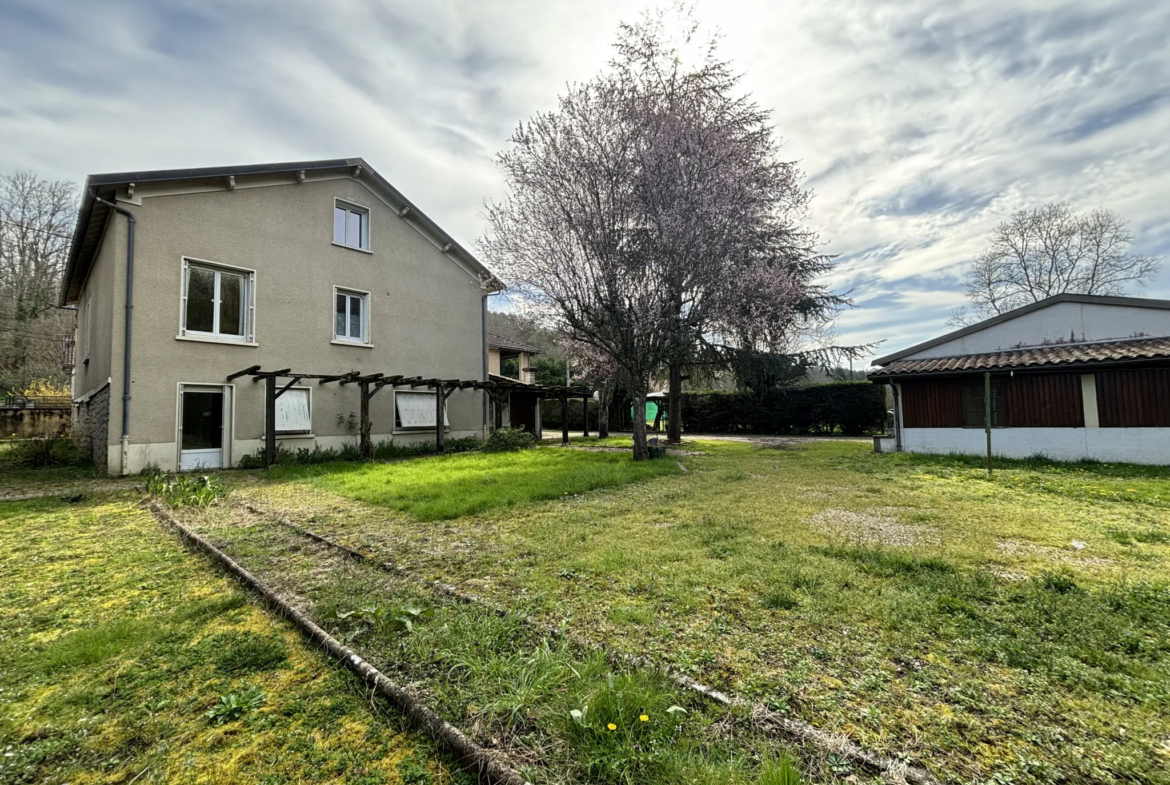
[146,500,533,785]
[242,501,939,785]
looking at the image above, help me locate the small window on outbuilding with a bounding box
[333,200,370,250]
[963,381,1006,427]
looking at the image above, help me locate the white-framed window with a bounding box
[180,258,255,342]
[333,199,370,250]
[395,391,449,431]
[333,287,370,344]
[276,387,312,434]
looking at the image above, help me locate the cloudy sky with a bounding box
[2,0,1168,364]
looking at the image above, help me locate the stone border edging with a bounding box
[146,500,533,785]
[242,501,938,785]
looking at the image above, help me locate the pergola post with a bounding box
[436,383,446,454]
[264,374,277,469]
[359,379,372,459]
[581,394,590,438]
[560,395,569,447]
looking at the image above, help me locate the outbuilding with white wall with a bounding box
[868,294,1170,465]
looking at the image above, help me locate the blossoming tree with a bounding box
[481,9,846,458]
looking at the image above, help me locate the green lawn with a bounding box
[0,494,463,784]
[266,446,680,520]
[233,440,1170,785]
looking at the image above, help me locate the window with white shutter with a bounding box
[395,391,448,430]
[276,387,312,434]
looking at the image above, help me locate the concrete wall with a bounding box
[1,408,71,439]
[74,214,120,410]
[88,173,486,474]
[906,301,1170,360]
[897,427,1170,465]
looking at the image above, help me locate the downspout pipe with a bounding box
[480,292,489,437]
[94,195,135,475]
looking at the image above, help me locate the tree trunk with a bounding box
[598,382,611,439]
[667,361,682,444]
[631,390,648,460]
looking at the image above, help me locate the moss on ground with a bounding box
[0,495,465,784]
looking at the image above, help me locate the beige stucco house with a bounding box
[61,158,501,475]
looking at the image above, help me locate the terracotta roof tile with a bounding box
[871,335,1170,376]
[487,331,541,354]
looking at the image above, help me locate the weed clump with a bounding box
[143,472,226,507]
[204,686,266,725]
[6,436,89,468]
[483,426,537,453]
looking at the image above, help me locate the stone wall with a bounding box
[72,384,110,473]
[0,408,71,439]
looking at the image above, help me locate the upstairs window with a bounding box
[333,200,370,250]
[181,258,254,342]
[963,381,1006,427]
[334,287,370,344]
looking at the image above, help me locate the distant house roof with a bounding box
[488,331,541,355]
[871,335,1170,378]
[60,157,504,305]
[872,293,1170,366]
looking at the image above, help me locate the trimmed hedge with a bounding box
[679,382,886,436]
[540,382,885,436]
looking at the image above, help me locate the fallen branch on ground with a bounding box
[146,500,533,785]
[241,501,938,785]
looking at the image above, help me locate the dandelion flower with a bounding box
[607,723,617,731]
[640,714,649,722]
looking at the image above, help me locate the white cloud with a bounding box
[1,0,1167,366]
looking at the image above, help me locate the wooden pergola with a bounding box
[227,365,592,467]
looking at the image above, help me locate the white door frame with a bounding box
[177,384,232,471]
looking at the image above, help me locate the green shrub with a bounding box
[237,436,482,467]
[483,427,537,453]
[7,437,89,468]
[144,472,226,507]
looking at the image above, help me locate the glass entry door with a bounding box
[180,387,225,470]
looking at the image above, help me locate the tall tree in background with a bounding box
[953,203,1160,325]
[482,7,844,458]
[0,172,78,393]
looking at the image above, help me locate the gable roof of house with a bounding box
[59,157,503,305]
[871,335,1170,378]
[872,293,1170,367]
[487,331,541,355]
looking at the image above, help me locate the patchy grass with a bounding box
[237,439,1170,785]
[265,445,681,521]
[172,500,818,785]
[0,495,467,784]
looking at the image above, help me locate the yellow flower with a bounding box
[639,714,649,722]
[607,723,617,731]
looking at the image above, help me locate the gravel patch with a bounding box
[810,508,941,547]
[996,540,1112,566]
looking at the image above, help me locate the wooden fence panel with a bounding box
[1097,369,1170,427]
